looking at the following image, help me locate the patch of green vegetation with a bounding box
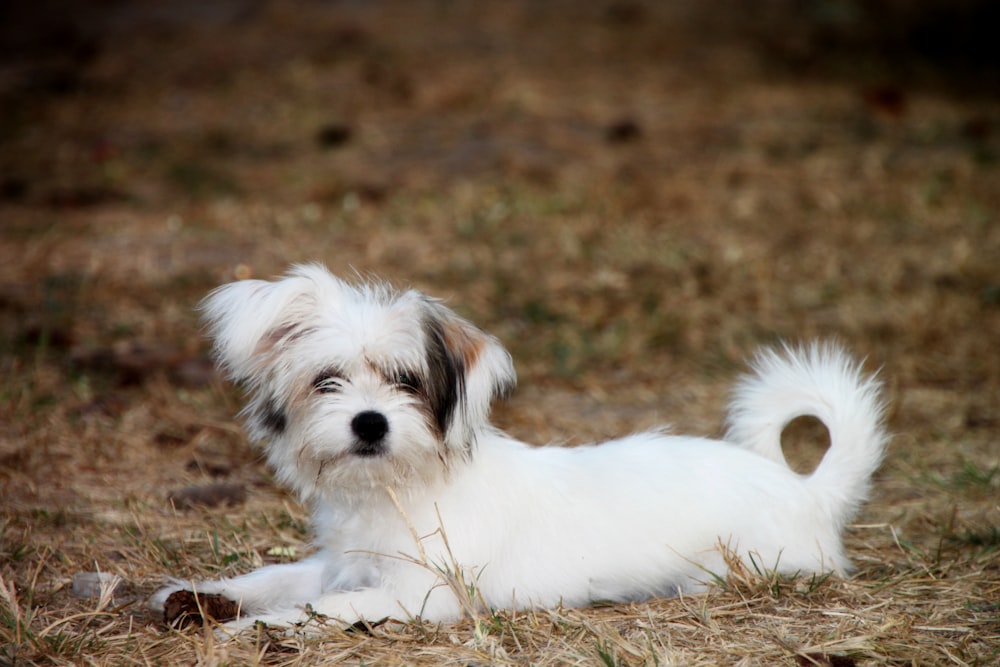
[166,160,242,199]
[924,459,999,497]
[0,570,113,665]
[275,510,311,539]
[647,314,686,353]
[145,537,184,568]
[946,525,1000,551]
[29,508,71,529]
[969,144,997,167]
[1,541,36,565]
[519,299,564,325]
[595,640,624,667]
[982,284,1000,307]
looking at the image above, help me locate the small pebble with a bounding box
[72,571,123,598]
[605,117,642,144]
[168,482,246,509]
[316,123,352,148]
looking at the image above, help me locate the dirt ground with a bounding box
[1,1,998,665]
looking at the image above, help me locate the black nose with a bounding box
[351,410,389,443]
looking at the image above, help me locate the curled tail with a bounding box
[725,342,889,528]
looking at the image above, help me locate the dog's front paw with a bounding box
[163,589,241,628]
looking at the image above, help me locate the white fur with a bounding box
[151,263,888,632]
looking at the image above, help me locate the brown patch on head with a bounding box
[439,316,488,372]
[242,323,317,392]
[251,323,314,364]
[420,313,465,437]
[235,323,319,441]
[418,301,514,449]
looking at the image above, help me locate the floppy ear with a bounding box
[199,264,341,384]
[420,300,516,450]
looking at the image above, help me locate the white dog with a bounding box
[151,263,887,632]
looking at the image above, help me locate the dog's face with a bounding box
[201,264,516,502]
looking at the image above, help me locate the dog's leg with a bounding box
[151,555,328,620]
[221,580,463,634]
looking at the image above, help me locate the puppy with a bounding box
[151,263,887,632]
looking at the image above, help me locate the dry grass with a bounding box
[2,1,999,665]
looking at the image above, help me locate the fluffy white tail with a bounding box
[725,342,888,529]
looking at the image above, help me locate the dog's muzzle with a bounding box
[351,410,389,457]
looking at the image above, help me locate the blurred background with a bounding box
[2,0,998,450]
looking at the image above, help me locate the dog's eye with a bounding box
[393,371,421,394]
[313,371,344,394]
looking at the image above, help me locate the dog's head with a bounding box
[201,263,516,501]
